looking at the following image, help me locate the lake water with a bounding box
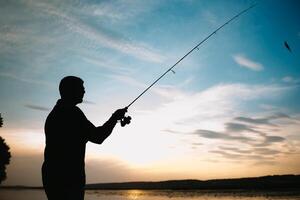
[1,189,300,200]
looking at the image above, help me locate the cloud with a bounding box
[264,135,285,143]
[210,145,282,163]
[234,113,290,127]
[268,113,290,119]
[111,81,296,166]
[191,109,290,157]
[148,83,292,129]
[234,116,271,125]
[282,76,300,84]
[210,150,268,161]
[253,148,280,155]
[81,57,134,74]
[32,1,165,63]
[0,72,54,88]
[233,54,263,71]
[218,146,281,156]
[24,104,50,111]
[0,0,165,74]
[93,82,294,170]
[132,82,294,151]
[208,141,284,164]
[219,146,252,154]
[195,127,286,147]
[225,122,261,133]
[110,74,186,100]
[202,10,218,26]
[193,129,254,143]
[83,100,96,105]
[89,0,159,23]
[192,142,203,146]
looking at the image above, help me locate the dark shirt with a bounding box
[42,99,117,188]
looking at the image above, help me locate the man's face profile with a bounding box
[75,83,85,104]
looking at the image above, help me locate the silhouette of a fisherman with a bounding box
[42,76,127,200]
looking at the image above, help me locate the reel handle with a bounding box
[120,116,131,127]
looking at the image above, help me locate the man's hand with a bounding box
[111,107,127,121]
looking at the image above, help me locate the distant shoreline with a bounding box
[1,174,300,191]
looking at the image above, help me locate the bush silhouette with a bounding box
[0,113,3,127]
[0,113,11,184]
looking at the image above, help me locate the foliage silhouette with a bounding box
[0,113,12,185]
[85,175,300,190]
[0,113,3,127]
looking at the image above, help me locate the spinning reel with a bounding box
[120,116,131,127]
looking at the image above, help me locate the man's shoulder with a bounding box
[45,105,87,128]
[74,106,86,117]
[47,103,81,118]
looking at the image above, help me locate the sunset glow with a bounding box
[0,0,300,186]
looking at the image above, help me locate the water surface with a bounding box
[1,189,300,200]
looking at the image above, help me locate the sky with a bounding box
[0,0,300,186]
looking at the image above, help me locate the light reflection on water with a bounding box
[1,189,300,200]
[86,190,300,200]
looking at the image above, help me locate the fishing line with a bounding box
[120,4,257,126]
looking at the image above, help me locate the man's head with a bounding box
[59,76,85,104]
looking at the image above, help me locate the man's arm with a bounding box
[87,108,127,144]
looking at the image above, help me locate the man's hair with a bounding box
[59,76,83,98]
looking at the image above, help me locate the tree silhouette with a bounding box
[0,113,3,127]
[0,113,11,184]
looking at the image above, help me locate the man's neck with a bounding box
[58,98,78,106]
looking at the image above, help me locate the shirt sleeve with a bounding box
[87,117,118,144]
[77,108,118,144]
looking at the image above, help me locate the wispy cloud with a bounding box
[193,123,286,147]
[110,74,187,100]
[219,146,252,154]
[89,0,159,23]
[134,82,293,143]
[208,139,284,164]
[194,129,254,143]
[225,122,262,134]
[233,54,264,71]
[0,0,167,94]
[282,76,300,84]
[82,100,96,105]
[189,110,292,163]
[0,72,54,88]
[31,1,165,63]
[24,104,50,111]
[234,116,271,126]
[102,81,297,169]
[264,135,285,143]
[151,83,291,126]
[202,10,218,26]
[82,57,134,74]
[253,147,281,155]
[234,113,290,127]
[146,82,298,164]
[210,150,269,161]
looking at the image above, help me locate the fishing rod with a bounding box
[120,4,257,126]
